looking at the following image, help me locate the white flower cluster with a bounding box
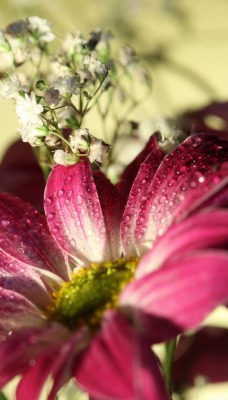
[16,92,46,145]
[53,128,110,166]
[0,16,151,170]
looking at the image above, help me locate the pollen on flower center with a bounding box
[48,257,138,329]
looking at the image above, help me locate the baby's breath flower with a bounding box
[0,31,11,52]
[19,122,45,145]
[70,128,90,154]
[52,76,80,96]
[53,149,79,166]
[16,92,43,125]
[83,52,108,80]
[69,128,110,163]
[27,16,55,43]
[0,75,22,100]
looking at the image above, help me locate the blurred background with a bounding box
[0,1,228,399]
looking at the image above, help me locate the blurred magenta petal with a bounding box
[44,160,115,265]
[0,140,45,212]
[120,252,228,343]
[0,323,70,388]
[117,133,164,200]
[74,311,168,400]
[0,193,69,283]
[179,101,228,140]
[173,327,228,390]
[136,208,228,278]
[0,288,46,333]
[16,326,89,400]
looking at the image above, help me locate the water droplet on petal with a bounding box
[1,220,9,227]
[47,212,55,220]
[76,195,84,206]
[57,189,64,198]
[64,175,72,185]
[67,190,73,198]
[44,197,53,206]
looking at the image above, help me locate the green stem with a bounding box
[164,338,177,397]
[0,392,8,400]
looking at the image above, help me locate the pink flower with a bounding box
[0,133,227,400]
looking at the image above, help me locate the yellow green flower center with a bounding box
[48,257,138,329]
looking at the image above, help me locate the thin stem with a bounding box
[164,338,177,397]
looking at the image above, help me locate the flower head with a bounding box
[0,133,227,399]
[0,75,22,100]
[16,92,43,125]
[26,16,55,43]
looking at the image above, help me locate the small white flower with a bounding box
[53,149,79,166]
[27,16,55,43]
[83,52,108,79]
[61,31,86,55]
[70,128,90,154]
[16,92,43,125]
[52,76,80,96]
[0,75,22,100]
[19,122,44,146]
[70,128,109,163]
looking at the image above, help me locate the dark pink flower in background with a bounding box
[0,133,227,400]
[0,140,45,212]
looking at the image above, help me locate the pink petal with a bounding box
[93,171,125,258]
[120,140,164,256]
[0,140,45,212]
[136,208,228,278]
[0,323,70,389]
[16,326,89,400]
[117,133,164,200]
[121,134,228,256]
[0,194,68,282]
[44,160,113,265]
[0,248,51,309]
[173,327,228,390]
[120,252,228,344]
[74,311,168,399]
[0,288,46,333]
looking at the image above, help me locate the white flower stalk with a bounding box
[0,75,22,100]
[27,16,55,43]
[16,92,43,125]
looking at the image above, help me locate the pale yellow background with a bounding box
[0,1,228,399]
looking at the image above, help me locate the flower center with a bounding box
[48,257,138,329]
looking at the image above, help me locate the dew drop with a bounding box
[44,197,53,206]
[28,358,36,366]
[64,175,72,185]
[190,181,197,188]
[57,189,65,198]
[47,212,55,220]
[67,190,73,198]
[1,220,9,227]
[76,195,84,206]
